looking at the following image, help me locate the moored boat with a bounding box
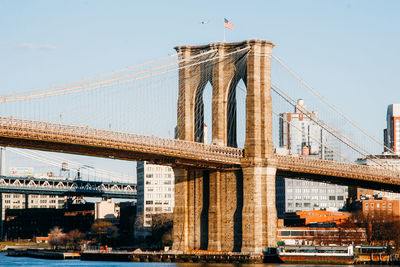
[278,245,355,264]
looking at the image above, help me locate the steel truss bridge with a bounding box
[0,116,399,192]
[0,175,137,199]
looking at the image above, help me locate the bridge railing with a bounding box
[0,116,243,165]
[275,155,400,184]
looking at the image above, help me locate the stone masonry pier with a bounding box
[173,40,276,254]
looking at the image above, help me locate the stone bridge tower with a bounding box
[173,40,277,253]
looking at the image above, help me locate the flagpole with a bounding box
[224,27,226,42]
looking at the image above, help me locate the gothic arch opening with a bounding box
[227,77,247,148]
[194,81,213,144]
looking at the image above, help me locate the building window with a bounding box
[329,196,335,200]
[281,231,290,236]
[337,196,344,201]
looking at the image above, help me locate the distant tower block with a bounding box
[60,162,70,178]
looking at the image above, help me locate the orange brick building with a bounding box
[296,210,351,225]
[361,196,400,217]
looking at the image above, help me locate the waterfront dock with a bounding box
[80,251,275,263]
[7,249,80,260]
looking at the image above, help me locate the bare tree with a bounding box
[67,229,85,251]
[351,211,400,246]
[49,226,66,250]
[151,213,173,248]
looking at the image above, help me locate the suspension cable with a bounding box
[272,54,395,154]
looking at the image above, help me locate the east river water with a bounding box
[0,253,375,266]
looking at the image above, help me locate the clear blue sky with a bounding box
[0,0,399,177]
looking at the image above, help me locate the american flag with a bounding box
[224,18,234,30]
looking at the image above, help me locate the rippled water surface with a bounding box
[0,253,375,266]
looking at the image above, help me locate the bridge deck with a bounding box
[0,116,242,168]
[0,116,399,190]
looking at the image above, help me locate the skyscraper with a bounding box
[384,104,400,154]
[276,99,347,217]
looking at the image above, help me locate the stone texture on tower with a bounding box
[173,40,276,254]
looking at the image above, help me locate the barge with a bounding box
[278,245,355,264]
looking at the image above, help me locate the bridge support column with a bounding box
[208,170,243,252]
[172,168,207,252]
[241,164,277,253]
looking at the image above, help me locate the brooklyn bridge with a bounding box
[0,40,398,253]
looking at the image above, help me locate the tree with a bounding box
[151,213,173,248]
[351,211,400,246]
[90,220,119,246]
[49,226,66,250]
[67,229,85,251]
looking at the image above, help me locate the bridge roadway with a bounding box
[0,175,137,198]
[0,116,399,191]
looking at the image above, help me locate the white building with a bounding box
[95,198,118,219]
[276,99,348,217]
[136,161,174,237]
